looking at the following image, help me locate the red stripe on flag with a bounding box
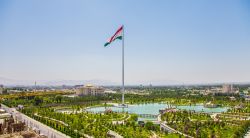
[109,26,123,43]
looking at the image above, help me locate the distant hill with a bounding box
[0,77,249,87]
[0,77,34,86]
[0,77,117,86]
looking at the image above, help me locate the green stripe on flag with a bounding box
[104,36,122,47]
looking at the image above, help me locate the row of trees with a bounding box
[22,107,157,138]
[161,110,250,138]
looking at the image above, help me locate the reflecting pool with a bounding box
[57,103,229,121]
[86,103,228,115]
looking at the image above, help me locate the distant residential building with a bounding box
[243,90,249,95]
[204,84,238,95]
[149,84,153,88]
[223,84,239,94]
[244,95,250,101]
[76,84,105,96]
[222,84,233,93]
[0,85,4,94]
[7,89,22,94]
[104,89,117,94]
[229,96,236,101]
[139,84,144,88]
[203,87,221,95]
[245,97,250,101]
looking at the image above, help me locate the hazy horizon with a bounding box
[0,76,249,86]
[1,0,250,85]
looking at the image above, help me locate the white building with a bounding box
[76,84,105,96]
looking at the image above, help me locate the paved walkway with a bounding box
[34,113,69,126]
[158,114,193,138]
[244,128,250,138]
[160,123,193,138]
[150,131,159,138]
[112,114,131,125]
[34,112,93,138]
[1,104,70,138]
[157,114,162,122]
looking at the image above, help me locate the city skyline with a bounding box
[1,0,250,85]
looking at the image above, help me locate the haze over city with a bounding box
[1,0,250,85]
[2,1,250,138]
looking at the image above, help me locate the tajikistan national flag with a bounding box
[104,26,123,47]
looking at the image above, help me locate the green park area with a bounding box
[1,87,250,138]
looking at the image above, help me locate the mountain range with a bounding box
[0,77,117,86]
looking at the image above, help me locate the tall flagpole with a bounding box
[122,25,125,105]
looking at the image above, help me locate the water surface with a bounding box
[86,103,228,115]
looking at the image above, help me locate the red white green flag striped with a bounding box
[104,26,123,47]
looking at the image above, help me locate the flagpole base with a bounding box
[118,104,128,108]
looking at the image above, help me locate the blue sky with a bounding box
[0,0,250,85]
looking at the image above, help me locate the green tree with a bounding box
[34,96,43,106]
[145,121,154,130]
[55,95,63,103]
